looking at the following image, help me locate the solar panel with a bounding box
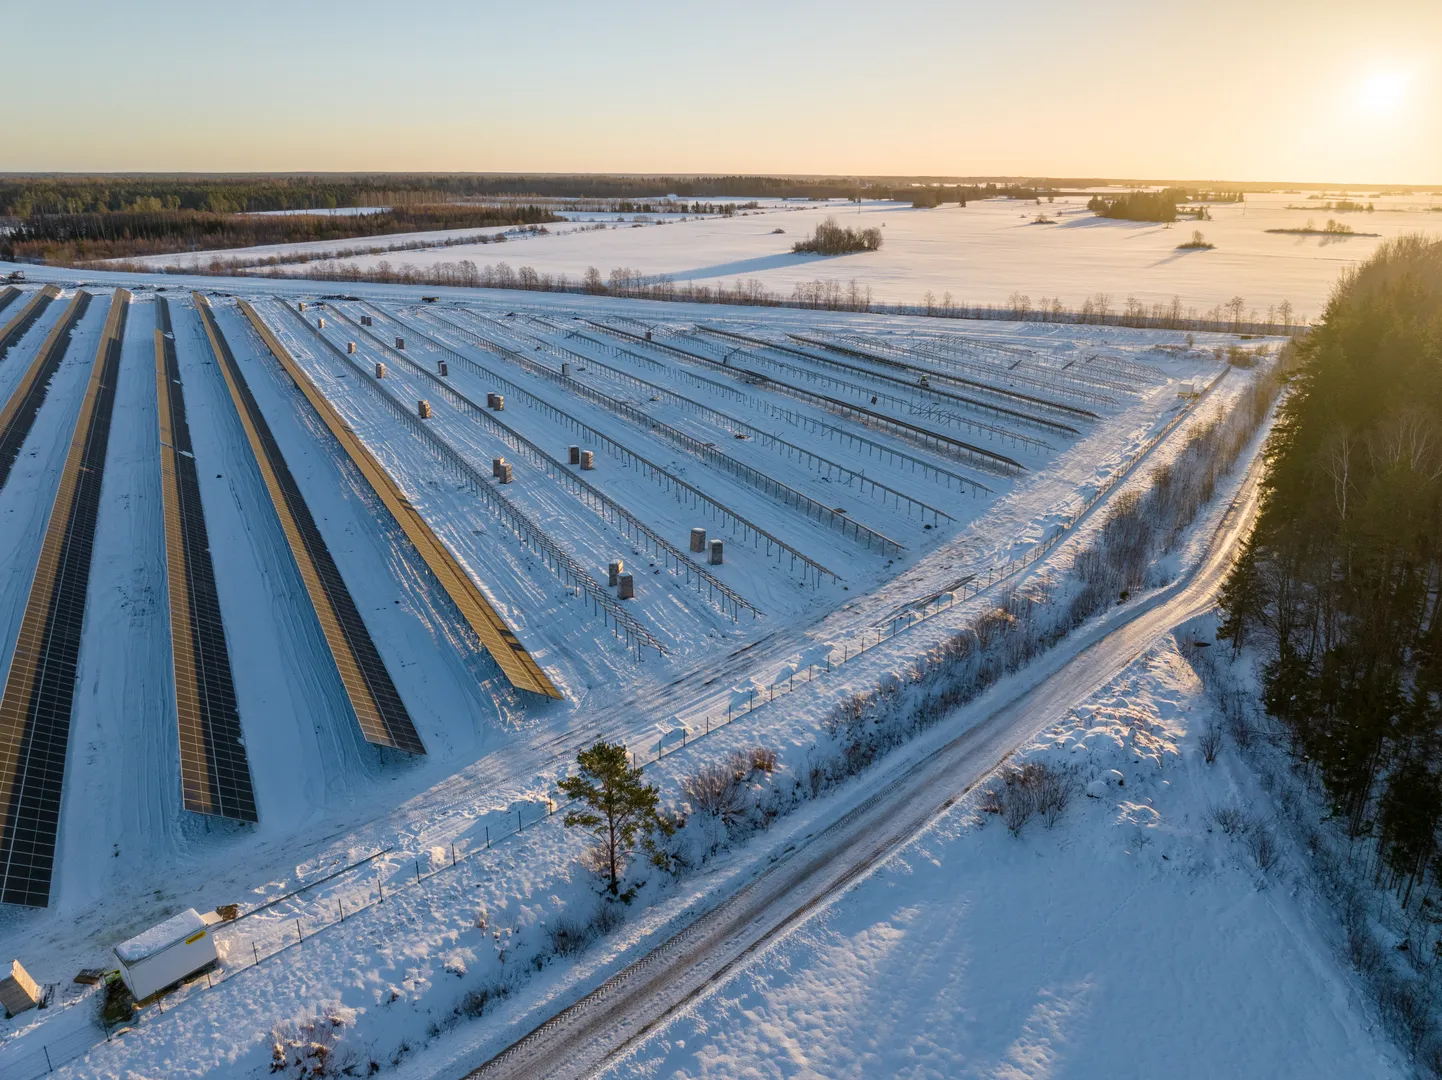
[0,287,18,316]
[247,300,561,700]
[193,296,425,755]
[0,289,130,907]
[154,298,257,821]
[0,291,92,493]
[0,285,61,364]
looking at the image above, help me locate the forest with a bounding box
[0,203,561,263]
[1221,235,1442,904]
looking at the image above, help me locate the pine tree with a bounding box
[558,741,674,896]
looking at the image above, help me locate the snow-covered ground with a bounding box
[602,627,1401,1080]
[120,192,1442,320]
[0,266,1395,1078]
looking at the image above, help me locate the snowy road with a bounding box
[459,443,1265,1080]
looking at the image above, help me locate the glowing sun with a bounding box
[1357,72,1407,115]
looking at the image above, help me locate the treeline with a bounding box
[178,252,1298,333]
[0,175,1105,219]
[791,217,882,255]
[1,204,561,263]
[895,182,1056,208]
[1221,236,1442,906]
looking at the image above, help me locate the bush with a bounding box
[681,762,748,826]
[1199,725,1223,764]
[270,1014,357,1078]
[454,983,507,1020]
[548,918,591,957]
[747,746,778,774]
[982,761,1076,835]
[1209,803,1247,835]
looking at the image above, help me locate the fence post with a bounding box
[338,900,345,922]
[254,942,260,966]
[416,860,422,883]
[44,1045,53,1072]
[451,842,456,866]
[297,919,303,946]
[486,826,490,848]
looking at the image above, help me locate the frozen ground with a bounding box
[119,191,1442,320]
[0,268,1383,1078]
[602,628,1401,1080]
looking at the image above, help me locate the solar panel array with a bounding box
[250,301,561,699]
[0,284,60,363]
[0,289,129,907]
[0,291,92,492]
[154,298,257,821]
[0,287,17,315]
[194,295,425,755]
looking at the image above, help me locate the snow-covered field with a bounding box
[123,191,1442,321]
[604,627,1401,1080]
[0,260,1397,1078]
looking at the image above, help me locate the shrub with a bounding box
[1209,802,1248,835]
[747,746,778,774]
[548,917,591,957]
[681,762,749,826]
[1199,725,1223,764]
[984,761,1076,835]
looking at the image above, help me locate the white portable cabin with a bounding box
[113,909,219,1001]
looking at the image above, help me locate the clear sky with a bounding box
[5,0,1441,183]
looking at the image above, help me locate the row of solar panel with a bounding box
[0,288,567,906]
[0,290,129,907]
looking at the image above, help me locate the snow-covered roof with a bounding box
[114,909,207,965]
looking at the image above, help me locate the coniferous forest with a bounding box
[1222,235,1442,902]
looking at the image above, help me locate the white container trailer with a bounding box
[113,909,219,1001]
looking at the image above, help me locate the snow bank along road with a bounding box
[462,448,1265,1080]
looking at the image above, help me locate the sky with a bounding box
[5,0,1442,183]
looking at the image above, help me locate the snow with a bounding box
[601,631,1401,1080]
[242,207,390,217]
[122,192,1442,320]
[0,270,1395,1078]
[115,910,207,965]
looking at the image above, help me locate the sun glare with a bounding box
[1357,71,1407,114]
